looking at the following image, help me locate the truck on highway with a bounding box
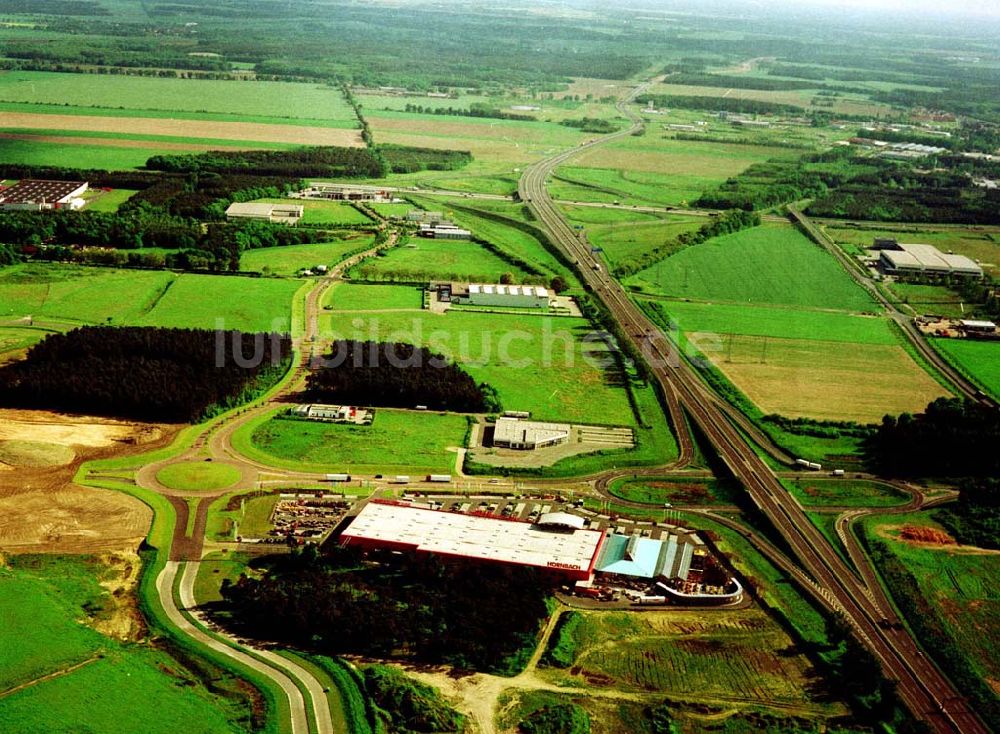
[392,475,410,484]
[325,473,351,482]
[592,262,602,272]
[637,596,667,606]
[426,474,452,483]
[795,459,823,471]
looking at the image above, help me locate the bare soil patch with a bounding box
[93,550,146,641]
[0,409,178,554]
[0,439,75,467]
[0,112,364,146]
[900,524,956,545]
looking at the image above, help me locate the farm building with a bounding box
[339,501,605,582]
[301,183,392,202]
[417,222,472,239]
[878,242,982,279]
[225,202,303,225]
[959,319,996,335]
[493,417,570,450]
[291,404,372,424]
[0,179,88,211]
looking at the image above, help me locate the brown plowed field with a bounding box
[0,409,180,554]
[0,112,364,147]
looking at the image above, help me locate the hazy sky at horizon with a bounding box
[750,0,1000,20]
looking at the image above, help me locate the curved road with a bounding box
[518,79,987,734]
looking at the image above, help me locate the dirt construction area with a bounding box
[0,112,365,147]
[0,409,177,554]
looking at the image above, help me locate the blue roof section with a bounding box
[595,534,667,578]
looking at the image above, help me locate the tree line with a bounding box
[305,340,500,413]
[865,397,1000,478]
[401,102,535,122]
[635,94,802,116]
[221,546,551,674]
[0,326,291,422]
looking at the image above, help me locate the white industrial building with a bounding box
[493,417,570,450]
[467,283,550,308]
[340,501,604,582]
[225,202,304,225]
[417,222,471,239]
[0,179,88,211]
[301,183,393,202]
[878,242,983,278]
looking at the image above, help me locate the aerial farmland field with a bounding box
[136,274,304,332]
[932,338,1000,401]
[0,71,360,127]
[540,609,841,714]
[628,223,877,311]
[234,407,468,476]
[240,235,376,275]
[348,237,533,283]
[554,135,802,207]
[0,555,246,733]
[0,71,362,168]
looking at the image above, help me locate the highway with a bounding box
[517,81,988,734]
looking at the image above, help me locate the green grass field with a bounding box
[646,300,896,344]
[785,478,910,507]
[0,263,176,325]
[587,216,705,266]
[366,202,415,219]
[82,188,138,212]
[628,224,876,311]
[932,338,1000,401]
[889,283,969,318]
[237,409,467,475]
[349,237,532,283]
[155,461,242,491]
[0,555,245,733]
[137,273,304,332]
[1,265,303,332]
[206,495,282,544]
[319,305,635,425]
[240,236,375,275]
[607,475,740,506]
[0,138,206,170]
[250,199,373,226]
[323,282,425,311]
[0,71,359,127]
[554,135,802,207]
[0,325,52,356]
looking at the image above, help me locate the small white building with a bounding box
[493,417,570,450]
[225,202,303,225]
[292,404,372,424]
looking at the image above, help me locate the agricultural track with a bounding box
[518,78,988,734]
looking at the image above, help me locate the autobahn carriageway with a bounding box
[517,78,988,734]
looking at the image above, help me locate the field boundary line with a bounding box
[0,655,102,700]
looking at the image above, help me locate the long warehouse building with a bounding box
[340,501,604,581]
